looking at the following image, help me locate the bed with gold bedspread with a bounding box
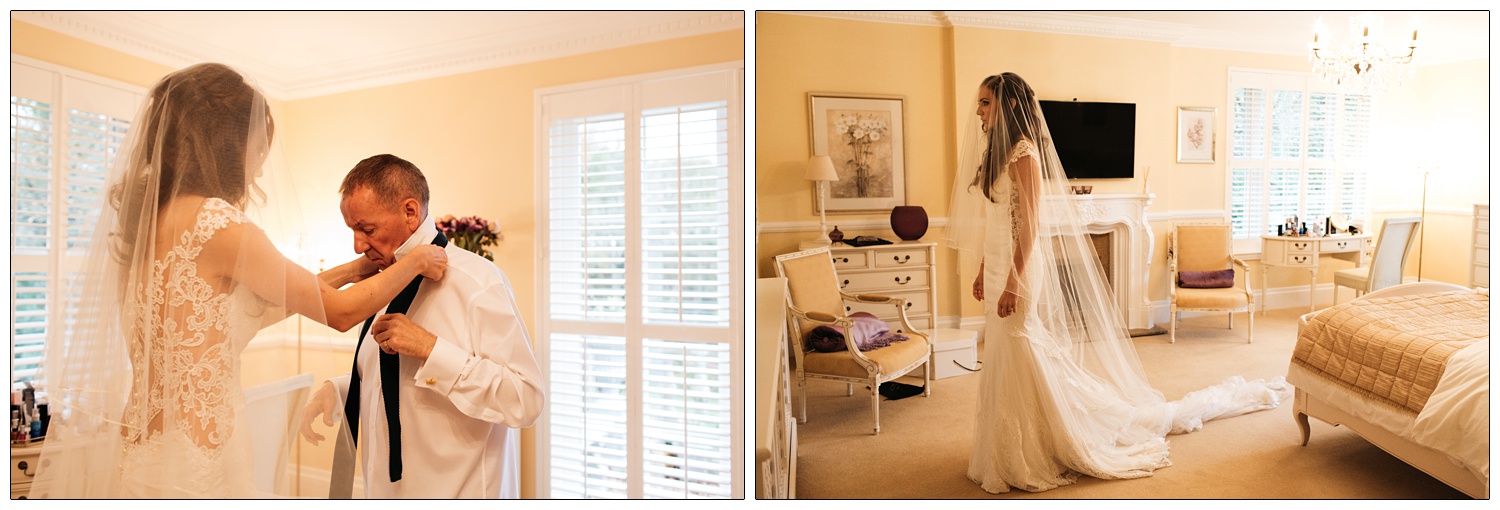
[1287,282,1488,499]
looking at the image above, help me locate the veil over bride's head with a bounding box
[944,71,1164,411]
[30,62,316,498]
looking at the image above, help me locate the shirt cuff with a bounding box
[414,335,464,394]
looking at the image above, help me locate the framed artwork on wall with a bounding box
[807,92,907,212]
[1176,106,1216,164]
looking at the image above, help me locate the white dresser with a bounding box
[802,241,938,335]
[11,444,42,499]
[1473,204,1489,289]
[755,277,795,499]
[1260,233,1371,312]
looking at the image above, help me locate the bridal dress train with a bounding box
[947,73,1289,495]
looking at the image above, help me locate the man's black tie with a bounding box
[334,232,447,493]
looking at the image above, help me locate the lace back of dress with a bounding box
[120,198,250,497]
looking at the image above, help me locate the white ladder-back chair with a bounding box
[1333,217,1421,304]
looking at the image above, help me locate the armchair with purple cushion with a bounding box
[1167,222,1254,344]
[773,247,931,435]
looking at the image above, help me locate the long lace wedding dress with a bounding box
[118,198,272,498]
[27,63,314,499]
[965,139,1289,494]
[949,72,1290,495]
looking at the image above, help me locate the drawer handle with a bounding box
[894,276,912,285]
[893,255,911,264]
[841,279,850,289]
[838,257,849,263]
[905,302,913,310]
[18,460,30,475]
[845,306,851,312]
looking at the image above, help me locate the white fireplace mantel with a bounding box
[1042,193,1156,330]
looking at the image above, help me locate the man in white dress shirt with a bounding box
[300,154,545,498]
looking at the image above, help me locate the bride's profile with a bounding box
[28,62,449,498]
[945,72,1290,493]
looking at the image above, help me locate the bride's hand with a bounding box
[972,274,984,301]
[408,245,449,281]
[347,255,380,284]
[996,289,1020,318]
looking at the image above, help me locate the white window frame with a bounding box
[532,60,744,499]
[1225,67,1374,255]
[9,55,144,384]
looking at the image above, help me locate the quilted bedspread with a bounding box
[1291,290,1489,415]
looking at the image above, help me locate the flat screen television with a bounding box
[1037,100,1136,179]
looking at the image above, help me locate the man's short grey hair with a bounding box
[339,154,429,213]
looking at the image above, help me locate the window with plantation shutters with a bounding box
[537,63,742,499]
[10,58,141,384]
[1227,69,1373,253]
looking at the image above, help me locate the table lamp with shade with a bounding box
[805,155,840,245]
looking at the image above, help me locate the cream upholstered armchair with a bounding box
[773,247,931,435]
[1167,223,1253,344]
[1333,217,1421,304]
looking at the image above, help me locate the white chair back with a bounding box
[1368,217,1422,291]
[244,373,315,495]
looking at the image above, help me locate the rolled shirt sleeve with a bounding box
[412,284,545,429]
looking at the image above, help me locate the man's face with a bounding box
[340,186,420,270]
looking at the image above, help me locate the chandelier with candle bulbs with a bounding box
[1309,13,1419,95]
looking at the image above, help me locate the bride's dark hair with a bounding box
[969,72,1038,202]
[108,63,272,263]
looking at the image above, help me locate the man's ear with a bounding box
[402,198,423,232]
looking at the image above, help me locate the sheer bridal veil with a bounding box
[943,73,1289,478]
[28,63,328,498]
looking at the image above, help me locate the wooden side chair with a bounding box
[1167,223,1253,343]
[773,247,930,435]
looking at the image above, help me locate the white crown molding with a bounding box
[780,11,948,27]
[15,11,744,100]
[945,11,1188,43]
[779,11,1484,66]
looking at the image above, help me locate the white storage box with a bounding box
[926,328,978,379]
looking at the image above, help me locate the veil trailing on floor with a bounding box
[944,72,1288,485]
[27,63,330,498]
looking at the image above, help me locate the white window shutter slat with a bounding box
[1226,69,1372,243]
[541,66,741,499]
[10,61,143,385]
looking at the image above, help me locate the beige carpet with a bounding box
[789,308,1472,499]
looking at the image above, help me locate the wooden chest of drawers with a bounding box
[815,241,938,335]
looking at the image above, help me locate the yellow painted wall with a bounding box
[754,13,1488,325]
[14,17,743,499]
[278,28,743,498]
[754,13,963,319]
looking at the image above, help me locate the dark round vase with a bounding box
[890,206,928,241]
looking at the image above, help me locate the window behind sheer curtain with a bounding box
[10,59,140,383]
[537,64,742,499]
[1227,69,1371,253]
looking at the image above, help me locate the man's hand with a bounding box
[299,381,340,445]
[371,313,437,361]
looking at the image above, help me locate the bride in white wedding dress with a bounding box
[29,63,448,498]
[945,73,1290,494]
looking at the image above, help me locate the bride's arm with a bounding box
[211,222,446,332]
[1007,154,1042,295]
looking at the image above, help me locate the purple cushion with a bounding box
[807,312,910,352]
[1178,268,1235,289]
